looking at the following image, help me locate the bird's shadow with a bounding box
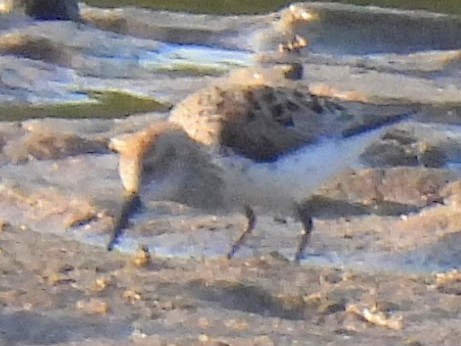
[301,195,422,220]
[185,279,321,320]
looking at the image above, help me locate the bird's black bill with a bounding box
[107,193,141,251]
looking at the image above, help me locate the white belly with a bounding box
[218,124,390,214]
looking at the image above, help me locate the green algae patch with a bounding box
[152,64,230,77]
[0,91,170,121]
[336,0,461,16]
[86,0,294,15]
[86,0,461,15]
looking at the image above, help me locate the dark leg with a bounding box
[227,205,256,259]
[294,203,313,263]
[107,192,141,251]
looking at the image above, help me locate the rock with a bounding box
[317,167,456,208]
[362,138,448,169]
[2,0,80,21]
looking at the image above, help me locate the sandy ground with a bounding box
[2,220,461,345]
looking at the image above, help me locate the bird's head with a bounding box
[110,122,186,194]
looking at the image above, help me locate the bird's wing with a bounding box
[170,83,418,162]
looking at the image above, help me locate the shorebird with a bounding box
[253,4,318,55]
[107,75,415,262]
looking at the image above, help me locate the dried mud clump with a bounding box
[130,245,153,269]
[346,303,403,330]
[76,298,110,315]
[3,130,108,163]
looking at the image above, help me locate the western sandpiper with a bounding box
[108,75,415,262]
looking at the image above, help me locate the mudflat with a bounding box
[0,2,461,345]
[2,221,461,345]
